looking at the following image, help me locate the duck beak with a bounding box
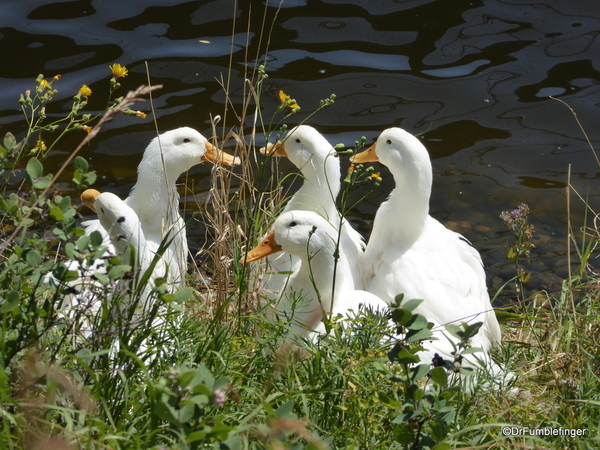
[259,141,288,157]
[81,189,101,213]
[350,142,379,163]
[240,230,283,263]
[202,141,241,165]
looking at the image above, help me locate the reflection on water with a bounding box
[2,0,600,303]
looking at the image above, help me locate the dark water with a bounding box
[2,0,600,303]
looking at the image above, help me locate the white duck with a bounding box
[242,210,386,341]
[81,127,240,288]
[243,212,508,387]
[351,127,501,352]
[259,125,365,298]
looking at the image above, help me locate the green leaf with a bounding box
[160,293,176,303]
[406,328,433,344]
[463,322,483,339]
[49,205,65,222]
[443,324,462,339]
[65,242,77,260]
[108,265,131,280]
[187,394,210,409]
[3,291,20,312]
[26,157,43,181]
[197,364,215,390]
[460,347,484,355]
[219,435,242,450]
[402,298,424,311]
[186,430,208,443]
[178,370,198,389]
[93,272,109,285]
[73,156,89,172]
[34,175,52,189]
[72,168,83,185]
[430,366,448,386]
[432,443,452,450]
[76,235,91,252]
[275,400,295,418]
[177,403,194,423]
[4,132,17,150]
[89,230,103,247]
[25,249,42,266]
[411,363,431,381]
[175,287,193,303]
[86,172,97,185]
[153,401,181,426]
[406,313,429,330]
[376,392,400,408]
[58,195,71,211]
[390,308,413,326]
[390,346,421,364]
[412,387,425,401]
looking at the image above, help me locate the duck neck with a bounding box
[127,160,180,236]
[292,236,339,313]
[285,155,341,226]
[374,170,431,248]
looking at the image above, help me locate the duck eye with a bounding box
[295,138,301,143]
[183,138,191,143]
[289,221,297,227]
[386,139,392,145]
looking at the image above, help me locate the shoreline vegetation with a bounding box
[1,19,599,450]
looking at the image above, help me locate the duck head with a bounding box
[261,125,339,181]
[138,127,240,183]
[352,127,432,199]
[242,211,336,264]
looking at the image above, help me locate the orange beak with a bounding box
[240,230,283,263]
[202,141,241,165]
[259,141,288,157]
[350,142,379,163]
[81,189,101,213]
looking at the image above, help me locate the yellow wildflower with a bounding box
[35,140,47,152]
[109,63,128,78]
[278,90,300,110]
[52,74,61,82]
[136,111,147,119]
[348,163,355,173]
[370,172,381,179]
[507,248,517,260]
[82,125,93,134]
[39,79,49,89]
[79,85,92,98]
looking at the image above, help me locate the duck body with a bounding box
[353,127,500,351]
